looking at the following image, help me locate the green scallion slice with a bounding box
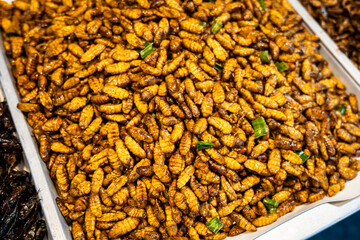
[196,141,214,150]
[259,50,270,63]
[140,43,156,59]
[206,217,224,234]
[263,198,279,208]
[263,198,279,213]
[295,151,310,163]
[257,0,266,10]
[151,113,156,118]
[251,117,269,139]
[214,63,223,71]
[198,22,206,27]
[336,105,347,115]
[268,207,277,213]
[211,20,223,34]
[275,61,289,73]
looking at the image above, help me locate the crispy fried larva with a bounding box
[108,217,140,238]
[72,221,85,240]
[231,213,257,232]
[3,0,360,239]
[252,213,279,227]
[268,149,281,175]
[181,186,200,215]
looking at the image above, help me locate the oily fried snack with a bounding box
[0,103,47,239]
[300,0,360,69]
[1,0,360,239]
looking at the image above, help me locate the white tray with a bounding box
[1,1,360,239]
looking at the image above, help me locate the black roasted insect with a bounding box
[23,220,47,240]
[0,103,47,239]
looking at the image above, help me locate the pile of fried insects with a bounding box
[0,102,47,239]
[300,0,360,69]
[1,0,360,239]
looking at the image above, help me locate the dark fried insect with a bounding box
[0,103,47,239]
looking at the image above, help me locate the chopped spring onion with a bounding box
[295,151,310,163]
[251,117,269,139]
[196,141,214,150]
[263,198,279,208]
[211,20,223,34]
[6,32,18,37]
[151,113,156,118]
[198,22,206,27]
[275,61,289,73]
[259,50,270,63]
[214,63,223,71]
[141,118,145,124]
[263,198,279,213]
[336,105,347,115]
[268,207,277,213]
[140,43,156,59]
[257,0,266,11]
[206,217,224,234]
[169,31,176,35]
[86,98,91,104]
